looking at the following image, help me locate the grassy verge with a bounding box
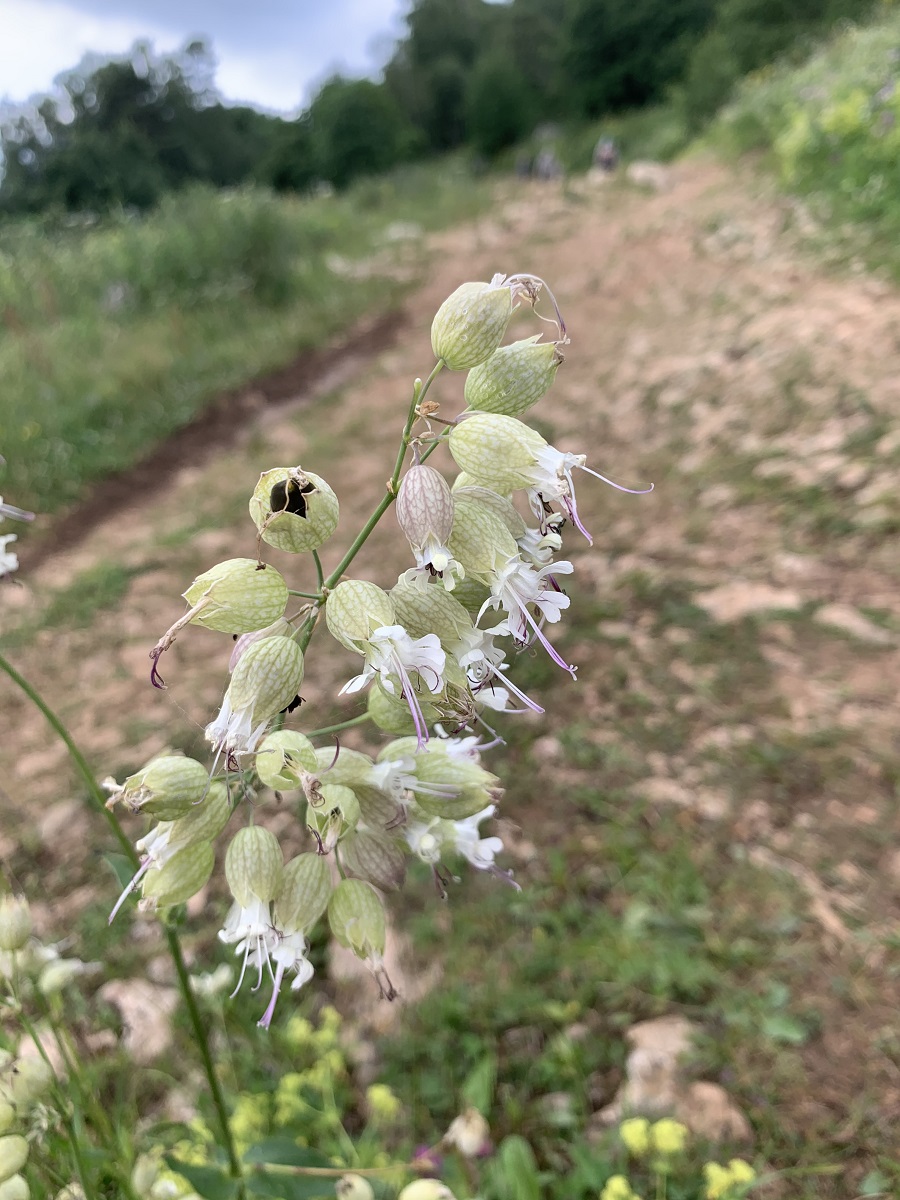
[710,8,900,280]
[0,160,489,520]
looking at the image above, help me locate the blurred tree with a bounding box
[0,40,282,214]
[563,0,717,115]
[466,52,535,156]
[384,0,493,151]
[306,76,412,188]
[680,0,878,126]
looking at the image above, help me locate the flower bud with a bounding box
[397,464,454,554]
[353,784,402,829]
[448,496,518,583]
[0,1136,27,1184]
[340,831,407,893]
[255,731,318,791]
[250,468,339,554]
[447,575,491,618]
[275,854,332,932]
[0,899,31,953]
[397,1182,457,1200]
[464,335,562,417]
[367,682,440,736]
[389,575,473,646]
[183,559,288,634]
[451,486,526,540]
[9,1058,53,1107]
[167,780,232,848]
[414,747,501,821]
[313,746,374,787]
[0,1176,28,1200]
[112,756,209,820]
[328,880,386,964]
[0,1104,13,1135]
[444,1107,491,1157]
[335,1176,374,1200]
[225,826,283,907]
[431,280,513,370]
[130,1151,161,1195]
[317,783,360,827]
[452,470,511,497]
[140,842,215,911]
[230,635,304,715]
[325,580,395,653]
[229,617,292,671]
[449,413,545,494]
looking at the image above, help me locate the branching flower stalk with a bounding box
[97,270,652,1030]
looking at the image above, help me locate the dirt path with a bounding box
[2,158,899,1173]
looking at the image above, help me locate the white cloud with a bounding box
[0,0,408,112]
[0,0,179,104]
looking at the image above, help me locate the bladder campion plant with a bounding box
[102,271,652,1029]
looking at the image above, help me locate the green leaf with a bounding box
[165,1158,238,1200]
[243,1140,335,1198]
[860,1170,891,1196]
[104,852,136,891]
[761,1012,809,1045]
[491,1135,541,1200]
[461,1052,497,1114]
[243,1138,332,1168]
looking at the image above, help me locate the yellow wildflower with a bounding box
[727,1159,756,1187]
[650,1118,688,1156]
[703,1162,733,1200]
[366,1083,401,1124]
[600,1175,640,1200]
[619,1117,651,1157]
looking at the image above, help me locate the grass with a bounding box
[710,7,900,281]
[0,160,490,521]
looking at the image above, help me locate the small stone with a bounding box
[674,1081,753,1142]
[99,979,178,1064]
[697,582,803,623]
[814,604,893,645]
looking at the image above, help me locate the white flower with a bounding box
[448,806,504,870]
[108,821,179,923]
[257,927,314,1030]
[404,814,443,864]
[218,899,314,1029]
[525,446,652,545]
[341,624,446,745]
[218,895,274,997]
[517,515,564,566]
[0,535,18,579]
[369,758,459,808]
[451,624,543,714]
[480,557,576,677]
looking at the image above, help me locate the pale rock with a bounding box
[814,604,893,645]
[836,461,870,490]
[696,581,803,623]
[625,162,671,192]
[596,1017,752,1143]
[99,979,178,1063]
[875,428,900,456]
[674,1081,753,1142]
[634,778,728,819]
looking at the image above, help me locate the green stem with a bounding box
[0,651,247,1199]
[295,359,445,665]
[312,549,325,592]
[287,589,321,600]
[322,358,445,593]
[305,713,372,738]
[14,1003,98,1200]
[162,919,246,1193]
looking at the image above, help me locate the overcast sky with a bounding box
[0,0,410,114]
